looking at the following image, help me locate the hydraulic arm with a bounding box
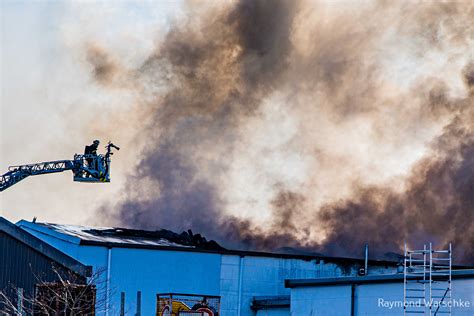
[1,160,75,191]
[0,142,119,192]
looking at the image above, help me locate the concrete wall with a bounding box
[290,279,474,316]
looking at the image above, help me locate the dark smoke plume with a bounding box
[100,0,301,244]
[86,43,119,85]
[319,66,474,263]
[94,0,474,264]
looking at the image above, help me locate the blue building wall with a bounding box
[291,285,352,315]
[219,255,320,316]
[108,248,221,315]
[290,279,474,315]
[18,221,397,316]
[220,256,397,316]
[255,308,289,316]
[18,224,222,315]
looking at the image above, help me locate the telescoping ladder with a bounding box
[403,243,452,315]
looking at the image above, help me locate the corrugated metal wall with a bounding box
[0,231,86,312]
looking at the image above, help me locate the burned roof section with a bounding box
[24,221,402,266]
[35,222,224,251]
[84,227,225,251]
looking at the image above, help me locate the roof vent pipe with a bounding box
[364,244,369,276]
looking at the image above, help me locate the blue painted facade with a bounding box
[290,276,474,315]
[16,222,222,315]
[220,255,320,316]
[17,220,397,315]
[255,308,288,316]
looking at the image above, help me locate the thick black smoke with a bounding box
[319,67,474,263]
[99,0,301,246]
[93,0,474,264]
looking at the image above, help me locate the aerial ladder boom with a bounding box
[0,142,119,192]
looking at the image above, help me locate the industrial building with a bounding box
[0,217,92,314]
[17,219,399,315]
[4,217,470,315]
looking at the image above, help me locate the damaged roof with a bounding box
[30,222,225,251]
[17,220,401,266]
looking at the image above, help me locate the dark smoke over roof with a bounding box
[89,0,474,264]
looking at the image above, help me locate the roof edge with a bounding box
[79,239,399,266]
[1,217,91,277]
[285,269,474,288]
[18,220,402,265]
[16,220,82,245]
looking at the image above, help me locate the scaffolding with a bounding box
[403,243,452,315]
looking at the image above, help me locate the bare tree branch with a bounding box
[0,264,112,315]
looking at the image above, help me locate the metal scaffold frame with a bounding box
[404,243,452,315]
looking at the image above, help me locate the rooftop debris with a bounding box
[82,227,225,251]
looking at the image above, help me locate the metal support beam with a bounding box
[120,292,125,316]
[136,291,141,316]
